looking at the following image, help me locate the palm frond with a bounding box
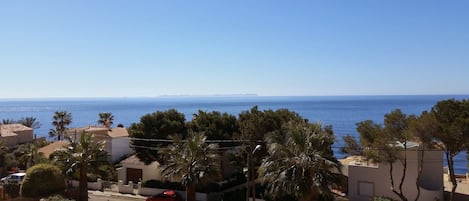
[260,120,341,200]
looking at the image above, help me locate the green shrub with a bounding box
[20,164,66,198]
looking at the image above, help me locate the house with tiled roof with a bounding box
[38,140,69,158]
[0,124,33,147]
[66,126,133,162]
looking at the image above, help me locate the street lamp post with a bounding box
[246,145,261,201]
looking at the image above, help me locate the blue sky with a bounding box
[0,1,468,98]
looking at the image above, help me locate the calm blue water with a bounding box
[0,95,467,173]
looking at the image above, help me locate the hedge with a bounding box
[20,164,65,198]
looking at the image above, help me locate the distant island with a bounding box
[157,93,259,98]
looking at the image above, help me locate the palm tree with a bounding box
[51,132,109,201]
[97,112,114,128]
[162,131,219,201]
[18,116,41,129]
[260,121,342,201]
[18,143,43,169]
[1,119,16,124]
[49,111,72,141]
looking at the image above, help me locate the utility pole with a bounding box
[246,145,261,201]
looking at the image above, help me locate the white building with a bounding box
[67,126,133,162]
[117,155,163,184]
[347,143,443,201]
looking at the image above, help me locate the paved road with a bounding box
[88,191,146,201]
[89,194,145,201]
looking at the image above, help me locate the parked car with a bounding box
[146,190,183,201]
[1,172,26,184]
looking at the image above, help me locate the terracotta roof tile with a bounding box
[108,127,129,138]
[0,124,32,137]
[38,141,69,158]
[67,126,129,138]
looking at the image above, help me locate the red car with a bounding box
[146,190,184,201]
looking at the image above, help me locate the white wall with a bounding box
[111,137,133,162]
[348,150,443,201]
[117,167,126,183]
[119,160,162,183]
[142,161,163,182]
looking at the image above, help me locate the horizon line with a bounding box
[0,93,468,100]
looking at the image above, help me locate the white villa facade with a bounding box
[67,126,133,162]
[347,145,443,201]
[117,155,163,184]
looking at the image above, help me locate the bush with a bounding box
[21,164,66,198]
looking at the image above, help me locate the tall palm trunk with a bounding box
[79,163,88,201]
[246,152,251,201]
[58,129,65,141]
[299,188,319,201]
[248,152,257,201]
[186,182,196,201]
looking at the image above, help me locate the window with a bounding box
[358,181,374,197]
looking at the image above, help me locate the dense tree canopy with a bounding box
[341,100,469,201]
[237,107,307,160]
[129,109,187,164]
[238,106,305,143]
[340,134,363,156]
[187,110,238,140]
[355,109,414,201]
[428,99,469,201]
[237,107,309,186]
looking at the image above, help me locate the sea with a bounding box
[0,95,468,173]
